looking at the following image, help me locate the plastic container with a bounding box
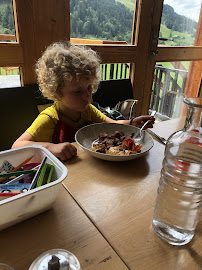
[152,97,202,245]
[28,249,81,270]
[0,145,68,231]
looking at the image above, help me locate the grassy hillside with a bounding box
[115,0,135,11]
[159,24,194,46]
[116,0,195,46]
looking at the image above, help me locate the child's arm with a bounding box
[12,132,77,161]
[104,115,155,129]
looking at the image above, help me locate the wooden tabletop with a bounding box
[63,118,202,270]
[0,186,128,270]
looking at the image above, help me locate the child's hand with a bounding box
[48,142,77,161]
[132,115,155,129]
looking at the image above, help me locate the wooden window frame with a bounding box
[0,0,201,114]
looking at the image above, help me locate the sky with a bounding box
[164,0,201,22]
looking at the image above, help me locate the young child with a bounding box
[12,42,155,160]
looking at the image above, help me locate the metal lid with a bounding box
[28,249,81,270]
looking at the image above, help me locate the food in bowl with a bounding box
[92,131,142,156]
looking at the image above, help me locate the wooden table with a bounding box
[0,118,201,270]
[0,186,128,270]
[62,118,202,270]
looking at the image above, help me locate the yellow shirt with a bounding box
[26,102,106,142]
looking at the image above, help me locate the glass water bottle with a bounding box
[152,97,202,245]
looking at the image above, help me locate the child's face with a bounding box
[60,78,93,112]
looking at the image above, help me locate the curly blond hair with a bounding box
[35,41,101,101]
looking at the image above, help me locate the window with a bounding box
[70,0,134,44]
[0,0,16,42]
[159,1,201,46]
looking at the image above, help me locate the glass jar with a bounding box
[152,97,202,245]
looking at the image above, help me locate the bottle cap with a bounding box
[28,249,81,270]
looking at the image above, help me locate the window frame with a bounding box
[0,0,201,114]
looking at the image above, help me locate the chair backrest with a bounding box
[0,84,53,151]
[93,78,134,108]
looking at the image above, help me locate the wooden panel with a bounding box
[88,45,137,63]
[71,38,104,44]
[71,38,127,45]
[199,85,202,97]
[184,59,202,98]
[62,118,202,270]
[0,34,15,41]
[13,0,70,85]
[13,0,35,85]
[155,46,202,61]
[132,0,163,115]
[103,41,127,44]
[139,0,164,115]
[184,4,202,98]
[32,0,70,57]
[0,43,23,66]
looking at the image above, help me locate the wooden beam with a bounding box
[129,0,139,82]
[155,46,202,61]
[13,0,70,85]
[70,38,127,45]
[184,3,202,98]
[131,0,139,46]
[88,45,137,63]
[71,38,104,44]
[132,0,163,115]
[0,43,23,66]
[0,34,15,41]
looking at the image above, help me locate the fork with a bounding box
[134,110,156,143]
[146,129,167,145]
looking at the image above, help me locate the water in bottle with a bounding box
[152,97,202,245]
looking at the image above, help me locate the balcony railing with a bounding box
[150,65,188,120]
[101,63,130,80]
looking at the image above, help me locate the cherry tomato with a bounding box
[121,138,142,152]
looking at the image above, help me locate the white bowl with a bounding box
[75,123,154,161]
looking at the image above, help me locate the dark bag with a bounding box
[93,102,125,120]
